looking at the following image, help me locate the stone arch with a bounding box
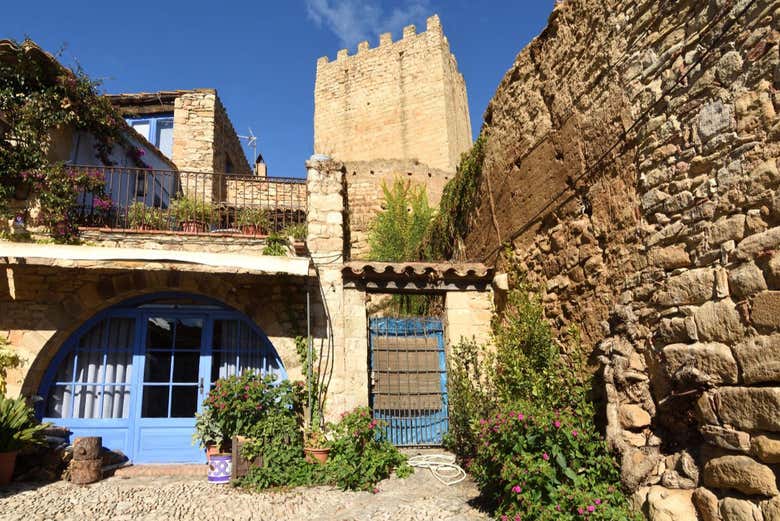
[20,269,303,396]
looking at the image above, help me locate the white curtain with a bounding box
[214,321,278,380]
[47,318,134,419]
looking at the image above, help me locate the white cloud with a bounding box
[306,0,432,49]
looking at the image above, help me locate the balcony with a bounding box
[70,165,307,237]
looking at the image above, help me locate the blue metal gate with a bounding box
[369,317,448,446]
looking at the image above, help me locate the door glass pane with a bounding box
[171,386,198,417]
[141,386,169,418]
[144,352,171,382]
[147,318,174,348]
[75,350,105,384]
[47,385,73,418]
[175,319,202,350]
[102,385,131,419]
[107,318,135,350]
[54,352,75,382]
[172,352,199,383]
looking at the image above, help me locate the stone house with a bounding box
[1,31,495,464]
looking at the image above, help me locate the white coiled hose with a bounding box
[408,453,467,486]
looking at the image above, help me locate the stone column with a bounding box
[305,155,368,420]
[444,290,493,352]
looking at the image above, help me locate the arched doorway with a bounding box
[37,293,287,463]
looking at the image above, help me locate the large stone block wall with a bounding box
[458,0,779,518]
[314,15,472,173]
[342,159,452,259]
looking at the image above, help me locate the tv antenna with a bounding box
[238,128,258,163]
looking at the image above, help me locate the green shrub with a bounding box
[171,196,212,224]
[446,281,636,520]
[0,338,23,396]
[368,178,433,262]
[281,223,307,241]
[262,233,289,256]
[0,394,50,453]
[202,373,301,446]
[471,406,636,520]
[236,406,411,492]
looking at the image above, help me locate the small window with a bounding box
[155,119,174,157]
[130,120,151,142]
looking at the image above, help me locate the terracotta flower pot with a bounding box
[205,444,221,461]
[304,447,330,465]
[180,221,206,233]
[0,451,18,486]
[240,224,259,236]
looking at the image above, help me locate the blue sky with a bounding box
[2,1,554,178]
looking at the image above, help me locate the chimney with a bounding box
[255,154,267,177]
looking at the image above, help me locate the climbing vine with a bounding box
[421,134,486,260]
[0,39,146,234]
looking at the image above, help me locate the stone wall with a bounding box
[314,15,472,173]
[457,0,779,518]
[342,159,452,259]
[172,90,251,179]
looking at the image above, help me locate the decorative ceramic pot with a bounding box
[304,447,330,465]
[0,451,18,486]
[205,444,221,461]
[207,453,232,484]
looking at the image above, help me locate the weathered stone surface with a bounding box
[729,262,768,299]
[752,435,780,465]
[645,486,697,521]
[735,227,780,261]
[649,245,691,269]
[703,455,779,497]
[701,425,751,453]
[752,291,780,329]
[718,387,780,433]
[622,448,661,490]
[716,50,743,84]
[620,404,652,429]
[767,252,780,289]
[654,269,715,307]
[694,299,744,343]
[733,335,780,384]
[764,496,780,521]
[663,342,738,386]
[699,101,734,141]
[720,497,763,521]
[710,215,746,245]
[693,487,721,521]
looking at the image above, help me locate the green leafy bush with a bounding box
[236,406,411,492]
[281,223,307,241]
[171,196,213,225]
[446,281,636,520]
[262,233,289,256]
[201,373,301,446]
[368,178,434,262]
[0,338,23,396]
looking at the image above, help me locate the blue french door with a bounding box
[39,294,288,464]
[132,313,212,463]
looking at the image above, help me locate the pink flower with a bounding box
[372,487,379,494]
[501,516,508,521]
[587,505,595,512]
[572,430,578,437]
[542,452,549,461]
[556,505,561,511]
[479,418,487,425]
[594,499,601,505]
[514,516,521,521]
[511,485,522,494]
[577,507,584,515]
[553,420,561,428]
[517,413,524,421]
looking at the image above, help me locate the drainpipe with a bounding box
[306,277,313,427]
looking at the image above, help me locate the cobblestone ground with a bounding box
[0,466,488,521]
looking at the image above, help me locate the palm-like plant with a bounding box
[0,395,49,453]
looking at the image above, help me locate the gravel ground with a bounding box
[0,466,489,521]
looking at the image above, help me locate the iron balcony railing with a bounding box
[70,165,307,236]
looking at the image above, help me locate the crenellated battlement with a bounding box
[313,13,471,173]
[316,15,445,67]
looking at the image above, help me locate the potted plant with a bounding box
[193,408,224,461]
[126,202,164,230]
[171,196,212,233]
[236,207,267,236]
[303,426,330,464]
[0,395,50,485]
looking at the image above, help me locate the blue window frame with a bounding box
[127,114,174,158]
[38,293,287,463]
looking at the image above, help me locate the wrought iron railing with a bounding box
[70,165,307,236]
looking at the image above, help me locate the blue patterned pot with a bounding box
[207,454,232,484]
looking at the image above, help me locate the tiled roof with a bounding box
[342,261,493,280]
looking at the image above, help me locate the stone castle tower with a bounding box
[313,15,472,173]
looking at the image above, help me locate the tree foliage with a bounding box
[368,178,434,262]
